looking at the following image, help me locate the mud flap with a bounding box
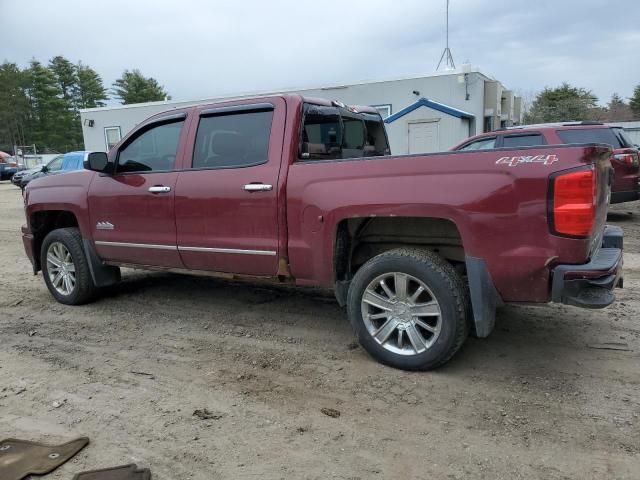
[83,239,121,288]
[465,256,503,338]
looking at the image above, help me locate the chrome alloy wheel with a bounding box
[46,242,76,296]
[361,272,442,356]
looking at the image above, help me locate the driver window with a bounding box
[117,120,184,173]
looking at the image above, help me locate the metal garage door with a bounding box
[408,120,439,154]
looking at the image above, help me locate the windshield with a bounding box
[46,155,64,171]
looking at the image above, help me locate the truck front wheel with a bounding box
[347,248,468,370]
[41,228,97,305]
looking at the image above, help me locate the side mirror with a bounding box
[41,165,49,173]
[84,152,111,174]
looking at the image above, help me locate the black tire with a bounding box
[347,248,468,371]
[41,227,97,305]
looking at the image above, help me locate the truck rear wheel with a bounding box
[41,228,97,305]
[347,248,468,370]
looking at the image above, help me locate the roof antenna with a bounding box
[436,0,456,71]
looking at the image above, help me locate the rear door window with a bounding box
[502,134,545,148]
[192,109,273,169]
[458,137,496,151]
[556,128,622,148]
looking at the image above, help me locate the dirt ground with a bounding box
[0,181,638,480]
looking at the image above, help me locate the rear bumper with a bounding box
[610,190,640,204]
[551,225,623,309]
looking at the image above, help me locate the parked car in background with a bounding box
[15,152,86,189]
[0,153,20,181]
[451,122,640,204]
[21,95,623,371]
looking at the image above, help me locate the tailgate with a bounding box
[590,146,615,254]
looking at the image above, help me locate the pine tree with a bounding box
[525,83,598,124]
[606,93,632,121]
[49,56,83,150]
[25,60,71,152]
[74,62,108,109]
[630,84,640,119]
[0,62,30,152]
[49,56,77,101]
[112,69,169,104]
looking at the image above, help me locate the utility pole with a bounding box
[436,0,456,71]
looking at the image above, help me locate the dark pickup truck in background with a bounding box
[452,122,640,204]
[21,95,623,370]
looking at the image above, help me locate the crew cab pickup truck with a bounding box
[22,95,624,370]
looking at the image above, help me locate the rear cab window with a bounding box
[300,103,390,160]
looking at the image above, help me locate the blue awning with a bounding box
[384,97,474,123]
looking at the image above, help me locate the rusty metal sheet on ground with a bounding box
[0,436,89,480]
[73,463,151,480]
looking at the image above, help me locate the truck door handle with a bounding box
[243,183,273,192]
[148,185,171,193]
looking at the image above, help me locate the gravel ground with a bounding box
[0,181,638,479]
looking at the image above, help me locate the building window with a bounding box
[104,126,122,151]
[372,104,392,119]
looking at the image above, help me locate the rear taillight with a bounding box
[551,167,596,238]
[612,152,639,167]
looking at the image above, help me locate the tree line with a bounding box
[2,56,640,154]
[524,82,640,124]
[0,56,169,154]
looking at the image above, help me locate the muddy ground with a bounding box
[0,181,638,479]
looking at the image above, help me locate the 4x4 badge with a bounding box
[96,221,114,230]
[496,154,558,167]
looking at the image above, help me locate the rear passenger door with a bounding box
[174,99,286,276]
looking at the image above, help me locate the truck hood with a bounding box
[26,169,95,193]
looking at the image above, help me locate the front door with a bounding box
[174,100,285,276]
[88,116,188,267]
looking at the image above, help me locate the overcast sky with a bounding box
[1,0,639,105]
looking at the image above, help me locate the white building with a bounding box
[80,66,523,155]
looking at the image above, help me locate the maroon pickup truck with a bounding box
[21,95,624,370]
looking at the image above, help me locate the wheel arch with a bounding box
[30,210,81,271]
[332,216,501,337]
